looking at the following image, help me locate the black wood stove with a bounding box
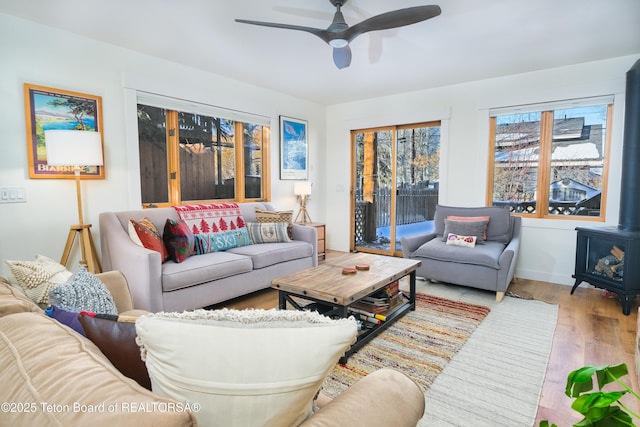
[572,58,640,315]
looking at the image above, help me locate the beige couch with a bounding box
[0,273,426,427]
[99,202,318,312]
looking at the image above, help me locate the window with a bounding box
[136,95,270,207]
[488,97,613,220]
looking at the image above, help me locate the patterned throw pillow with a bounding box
[255,208,294,238]
[445,233,477,248]
[5,255,73,307]
[246,222,292,244]
[174,203,251,255]
[128,217,169,263]
[48,268,118,315]
[163,219,195,263]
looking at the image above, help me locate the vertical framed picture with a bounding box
[24,83,104,179]
[279,116,308,180]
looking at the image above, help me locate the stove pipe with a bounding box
[618,58,640,232]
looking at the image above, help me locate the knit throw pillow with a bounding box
[5,255,73,307]
[49,268,118,315]
[174,203,251,254]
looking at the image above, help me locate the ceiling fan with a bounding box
[235,1,441,69]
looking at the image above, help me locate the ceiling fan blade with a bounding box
[235,19,333,43]
[342,5,441,42]
[333,45,352,69]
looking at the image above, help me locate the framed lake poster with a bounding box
[24,83,104,179]
[279,116,308,180]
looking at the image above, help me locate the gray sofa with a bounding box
[99,202,317,312]
[401,205,521,301]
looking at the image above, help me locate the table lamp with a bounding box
[294,181,312,223]
[44,129,104,273]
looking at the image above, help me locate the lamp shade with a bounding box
[294,181,312,196]
[44,130,104,166]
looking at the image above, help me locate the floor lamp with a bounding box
[44,130,104,273]
[294,181,312,224]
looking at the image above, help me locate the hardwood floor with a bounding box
[215,251,640,426]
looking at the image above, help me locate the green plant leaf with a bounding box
[572,391,626,414]
[566,364,630,398]
[595,363,628,390]
[567,366,602,397]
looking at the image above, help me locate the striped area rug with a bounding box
[419,290,558,426]
[321,293,491,397]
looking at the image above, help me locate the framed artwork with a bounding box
[279,115,308,180]
[24,83,104,179]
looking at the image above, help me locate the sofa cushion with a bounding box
[447,215,491,240]
[135,309,357,427]
[161,251,253,292]
[445,233,477,248]
[0,312,197,426]
[434,205,513,244]
[0,278,43,317]
[442,219,489,244]
[174,203,251,255]
[413,239,507,269]
[44,305,87,336]
[228,240,313,269]
[5,255,73,307]
[49,268,118,315]
[78,313,152,390]
[129,217,169,263]
[246,222,292,244]
[163,219,195,263]
[255,208,294,238]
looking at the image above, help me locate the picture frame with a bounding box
[279,115,308,180]
[24,83,104,179]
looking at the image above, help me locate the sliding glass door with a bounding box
[352,122,440,256]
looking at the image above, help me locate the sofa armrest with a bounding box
[96,271,134,313]
[400,232,437,258]
[291,223,319,267]
[497,216,522,288]
[301,368,425,427]
[99,212,164,312]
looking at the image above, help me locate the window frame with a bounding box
[135,93,271,207]
[486,97,613,221]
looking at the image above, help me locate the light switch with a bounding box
[0,187,26,203]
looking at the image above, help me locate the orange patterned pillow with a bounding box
[128,217,169,263]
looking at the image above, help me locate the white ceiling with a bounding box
[2,0,639,105]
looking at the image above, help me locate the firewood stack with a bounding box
[595,245,625,279]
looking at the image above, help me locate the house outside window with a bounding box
[135,94,270,207]
[487,96,613,220]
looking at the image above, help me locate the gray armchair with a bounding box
[401,205,521,302]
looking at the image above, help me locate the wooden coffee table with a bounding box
[271,253,421,363]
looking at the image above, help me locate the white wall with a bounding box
[0,13,326,276]
[325,55,639,286]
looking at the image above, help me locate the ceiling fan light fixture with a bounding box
[235,1,441,69]
[329,38,348,48]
